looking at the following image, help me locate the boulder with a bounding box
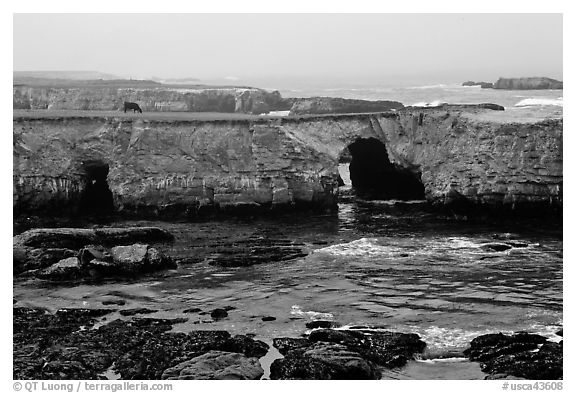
[308,329,426,368]
[14,227,174,274]
[273,338,311,356]
[37,257,83,280]
[78,245,112,267]
[210,309,228,320]
[110,244,149,273]
[14,247,77,273]
[220,335,269,358]
[147,247,177,270]
[161,350,264,380]
[271,328,426,379]
[270,342,381,380]
[464,332,562,379]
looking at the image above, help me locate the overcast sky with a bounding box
[13,13,563,85]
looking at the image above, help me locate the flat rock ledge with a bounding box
[464,332,563,380]
[13,307,268,380]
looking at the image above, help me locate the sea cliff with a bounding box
[494,77,563,90]
[13,107,562,218]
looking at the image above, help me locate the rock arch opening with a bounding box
[344,138,425,200]
[80,160,114,214]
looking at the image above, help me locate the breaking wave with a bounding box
[410,100,447,107]
[290,305,334,320]
[515,97,563,107]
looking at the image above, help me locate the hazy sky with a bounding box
[13,13,563,85]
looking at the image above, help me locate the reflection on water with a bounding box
[13,201,563,379]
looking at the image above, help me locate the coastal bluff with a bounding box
[494,77,563,90]
[13,107,562,218]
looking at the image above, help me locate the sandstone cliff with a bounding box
[13,107,562,217]
[13,85,292,115]
[494,77,563,90]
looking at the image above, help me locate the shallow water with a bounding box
[13,201,563,379]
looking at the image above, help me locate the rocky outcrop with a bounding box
[13,227,174,274]
[289,97,404,115]
[464,332,563,380]
[161,351,264,380]
[462,81,494,89]
[494,77,563,90]
[270,328,426,379]
[28,243,175,280]
[13,106,562,218]
[13,307,269,380]
[13,85,291,114]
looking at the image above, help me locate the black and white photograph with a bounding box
[9,4,566,389]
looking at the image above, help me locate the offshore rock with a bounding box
[494,77,563,90]
[464,332,562,379]
[462,81,494,89]
[161,351,264,380]
[289,97,404,115]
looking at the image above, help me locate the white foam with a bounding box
[290,305,333,320]
[314,237,400,257]
[514,97,563,107]
[415,357,468,364]
[411,100,446,107]
[413,326,513,351]
[407,84,449,90]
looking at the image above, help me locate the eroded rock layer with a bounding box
[13,107,562,217]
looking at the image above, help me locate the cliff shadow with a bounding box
[345,138,425,200]
[79,160,115,215]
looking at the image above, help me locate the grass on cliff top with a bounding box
[12,110,265,121]
[12,109,398,123]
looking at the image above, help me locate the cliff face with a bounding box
[494,77,563,90]
[13,108,562,217]
[13,86,291,114]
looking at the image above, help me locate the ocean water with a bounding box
[13,83,563,379]
[278,82,563,118]
[13,203,562,379]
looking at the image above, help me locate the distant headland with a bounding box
[463,77,563,90]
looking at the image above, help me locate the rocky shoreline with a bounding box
[13,304,562,380]
[13,225,563,380]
